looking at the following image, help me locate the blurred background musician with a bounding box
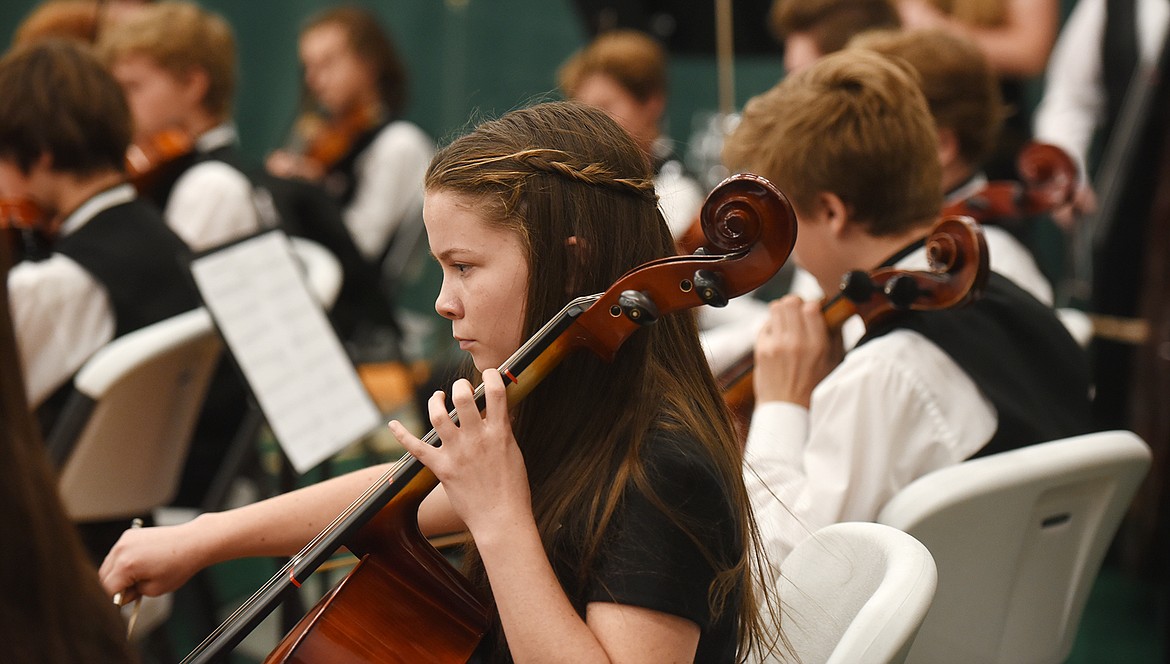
[0,38,198,434]
[893,0,1059,180]
[557,29,704,239]
[851,28,1054,305]
[265,5,433,270]
[5,0,150,263]
[1034,0,1170,636]
[97,0,261,253]
[1033,0,1168,228]
[767,0,901,74]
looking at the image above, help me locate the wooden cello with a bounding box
[718,215,990,439]
[180,172,798,663]
[942,141,1079,224]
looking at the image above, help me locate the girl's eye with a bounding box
[453,264,468,273]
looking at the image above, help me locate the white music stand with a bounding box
[190,230,381,473]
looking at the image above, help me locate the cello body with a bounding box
[265,469,487,663]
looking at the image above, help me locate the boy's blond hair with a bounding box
[723,49,941,236]
[558,29,667,103]
[850,28,1004,168]
[98,1,236,120]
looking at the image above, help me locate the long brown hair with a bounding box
[0,234,134,662]
[426,101,775,660]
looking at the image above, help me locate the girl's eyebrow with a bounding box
[431,247,477,262]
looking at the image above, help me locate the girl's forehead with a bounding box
[424,192,526,254]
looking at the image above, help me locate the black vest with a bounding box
[38,198,200,432]
[53,199,198,337]
[1102,0,1141,159]
[858,273,1094,458]
[321,120,389,209]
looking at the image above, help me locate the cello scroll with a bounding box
[943,141,1079,224]
[825,215,989,329]
[720,215,989,439]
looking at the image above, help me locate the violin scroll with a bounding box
[1016,141,1078,212]
[943,141,1079,223]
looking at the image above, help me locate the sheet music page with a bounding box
[190,231,381,473]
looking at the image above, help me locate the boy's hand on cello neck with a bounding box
[753,295,844,408]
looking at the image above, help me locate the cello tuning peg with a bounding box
[618,290,660,325]
[692,270,729,308]
[839,271,877,304]
[884,274,922,309]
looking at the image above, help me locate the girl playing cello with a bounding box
[100,101,779,662]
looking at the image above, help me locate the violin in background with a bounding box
[125,127,196,198]
[1,198,51,263]
[719,215,989,440]
[300,105,380,173]
[268,104,382,183]
[943,141,1079,224]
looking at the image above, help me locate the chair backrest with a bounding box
[288,235,344,311]
[770,521,938,664]
[50,308,222,522]
[877,430,1151,664]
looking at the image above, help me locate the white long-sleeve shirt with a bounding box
[342,120,433,262]
[8,186,137,406]
[1033,0,1170,175]
[164,124,262,252]
[743,246,998,564]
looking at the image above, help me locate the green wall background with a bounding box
[0,1,785,170]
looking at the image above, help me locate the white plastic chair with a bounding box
[877,430,1151,664]
[46,308,222,642]
[288,235,344,311]
[761,521,938,664]
[48,307,222,522]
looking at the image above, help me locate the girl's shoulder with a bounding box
[638,426,733,514]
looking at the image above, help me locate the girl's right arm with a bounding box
[99,457,460,603]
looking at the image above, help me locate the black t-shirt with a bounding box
[470,428,742,663]
[585,428,742,663]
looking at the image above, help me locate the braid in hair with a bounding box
[441,148,657,205]
[514,148,657,203]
